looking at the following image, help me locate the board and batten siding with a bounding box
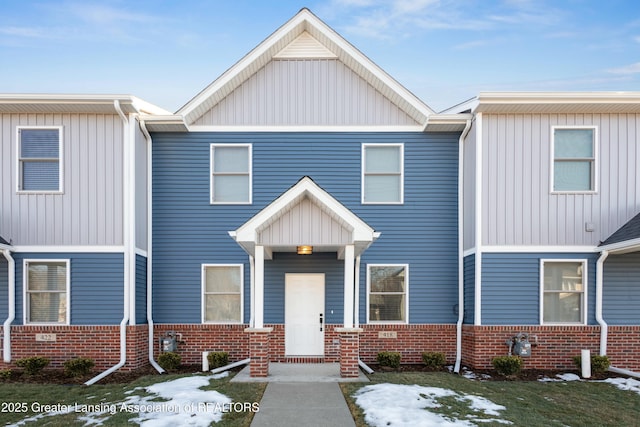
[151,132,460,324]
[482,113,640,247]
[603,252,640,325]
[481,252,599,325]
[12,252,124,325]
[0,113,124,246]
[193,60,419,127]
[258,198,352,247]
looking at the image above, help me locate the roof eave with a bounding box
[474,91,640,114]
[599,237,640,254]
[0,94,171,115]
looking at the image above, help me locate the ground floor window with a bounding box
[367,264,408,323]
[202,264,243,323]
[24,260,69,324]
[541,260,586,324]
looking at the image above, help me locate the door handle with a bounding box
[319,313,323,331]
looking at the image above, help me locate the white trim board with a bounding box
[12,246,126,253]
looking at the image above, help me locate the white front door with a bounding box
[285,273,325,356]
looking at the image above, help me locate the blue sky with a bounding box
[1,0,639,112]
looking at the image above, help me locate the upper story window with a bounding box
[24,260,69,324]
[202,264,243,323]
[367,264,408,323]
[541,260,586,324]
[210,144,252,204]
[17,127,63,193]
[362,144,404,204]
[552,127,597,193]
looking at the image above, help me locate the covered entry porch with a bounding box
[229,177,379,377]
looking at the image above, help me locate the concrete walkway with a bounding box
[232,363,368,426]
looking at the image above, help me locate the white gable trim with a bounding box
[177,8,433,126]
[229,177,379,257]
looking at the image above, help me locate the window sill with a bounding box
[17,191,64,195]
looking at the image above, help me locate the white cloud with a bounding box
[0,26,47,38]
[607,62,640,75]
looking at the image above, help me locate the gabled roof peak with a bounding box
[177,8,433,125]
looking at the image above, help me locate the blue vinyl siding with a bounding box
[603,252,640,325]
[136,254,147,324]
[265,253,343,324]
[463,254,475,324]
[13,253,124,325]
[0,257,7,321]
[481,252,599,325]
[152,132,460,324]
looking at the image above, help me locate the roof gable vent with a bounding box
[274,31,337,59]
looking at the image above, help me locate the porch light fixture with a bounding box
[297,245,313,255]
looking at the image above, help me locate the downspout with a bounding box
[85,100,131,385]
[595,250,609,356]
[2,249,15,363]
[596,249,640,379]
[140,119,165,374]
[454,118,472,373]
[474,113,483,325]
[249,255,255,327]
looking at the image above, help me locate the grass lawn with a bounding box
[340,372,640,427]
[0,372,266,426]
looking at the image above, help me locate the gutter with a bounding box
[139,119,165,374]
[85,100,131,385]
[2,248,15,363]
[454,118,473,373]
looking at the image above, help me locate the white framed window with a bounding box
[367,264,408,323]
[210,144,252,204]
[202,264,243,323]
[551,127,597,193]
[23,259,70,325]
[540,260,587,324]
[362,143,404,204]
[17,126,63,193]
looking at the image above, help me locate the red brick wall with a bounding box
[462,325,640,371]
[359,324,458,365]
[3,323,637,373]
[153,324,249,365]
[607,326,640,371]
[0,325,148,371]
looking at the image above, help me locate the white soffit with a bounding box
[475,92,640,114]
[177,8,433,125]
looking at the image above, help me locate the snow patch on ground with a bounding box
[10,373,232,427]
[354,383,511,427]
[460,367,491,381]
[604,377,640,397]
[539,373,582,382]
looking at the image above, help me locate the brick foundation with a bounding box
[359,324,458,365]
[0,325,149,371]
[3,323,637,374]
[462,325,640,371]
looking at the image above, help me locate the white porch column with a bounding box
[343,244,355,328]
[254,245,265,328]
